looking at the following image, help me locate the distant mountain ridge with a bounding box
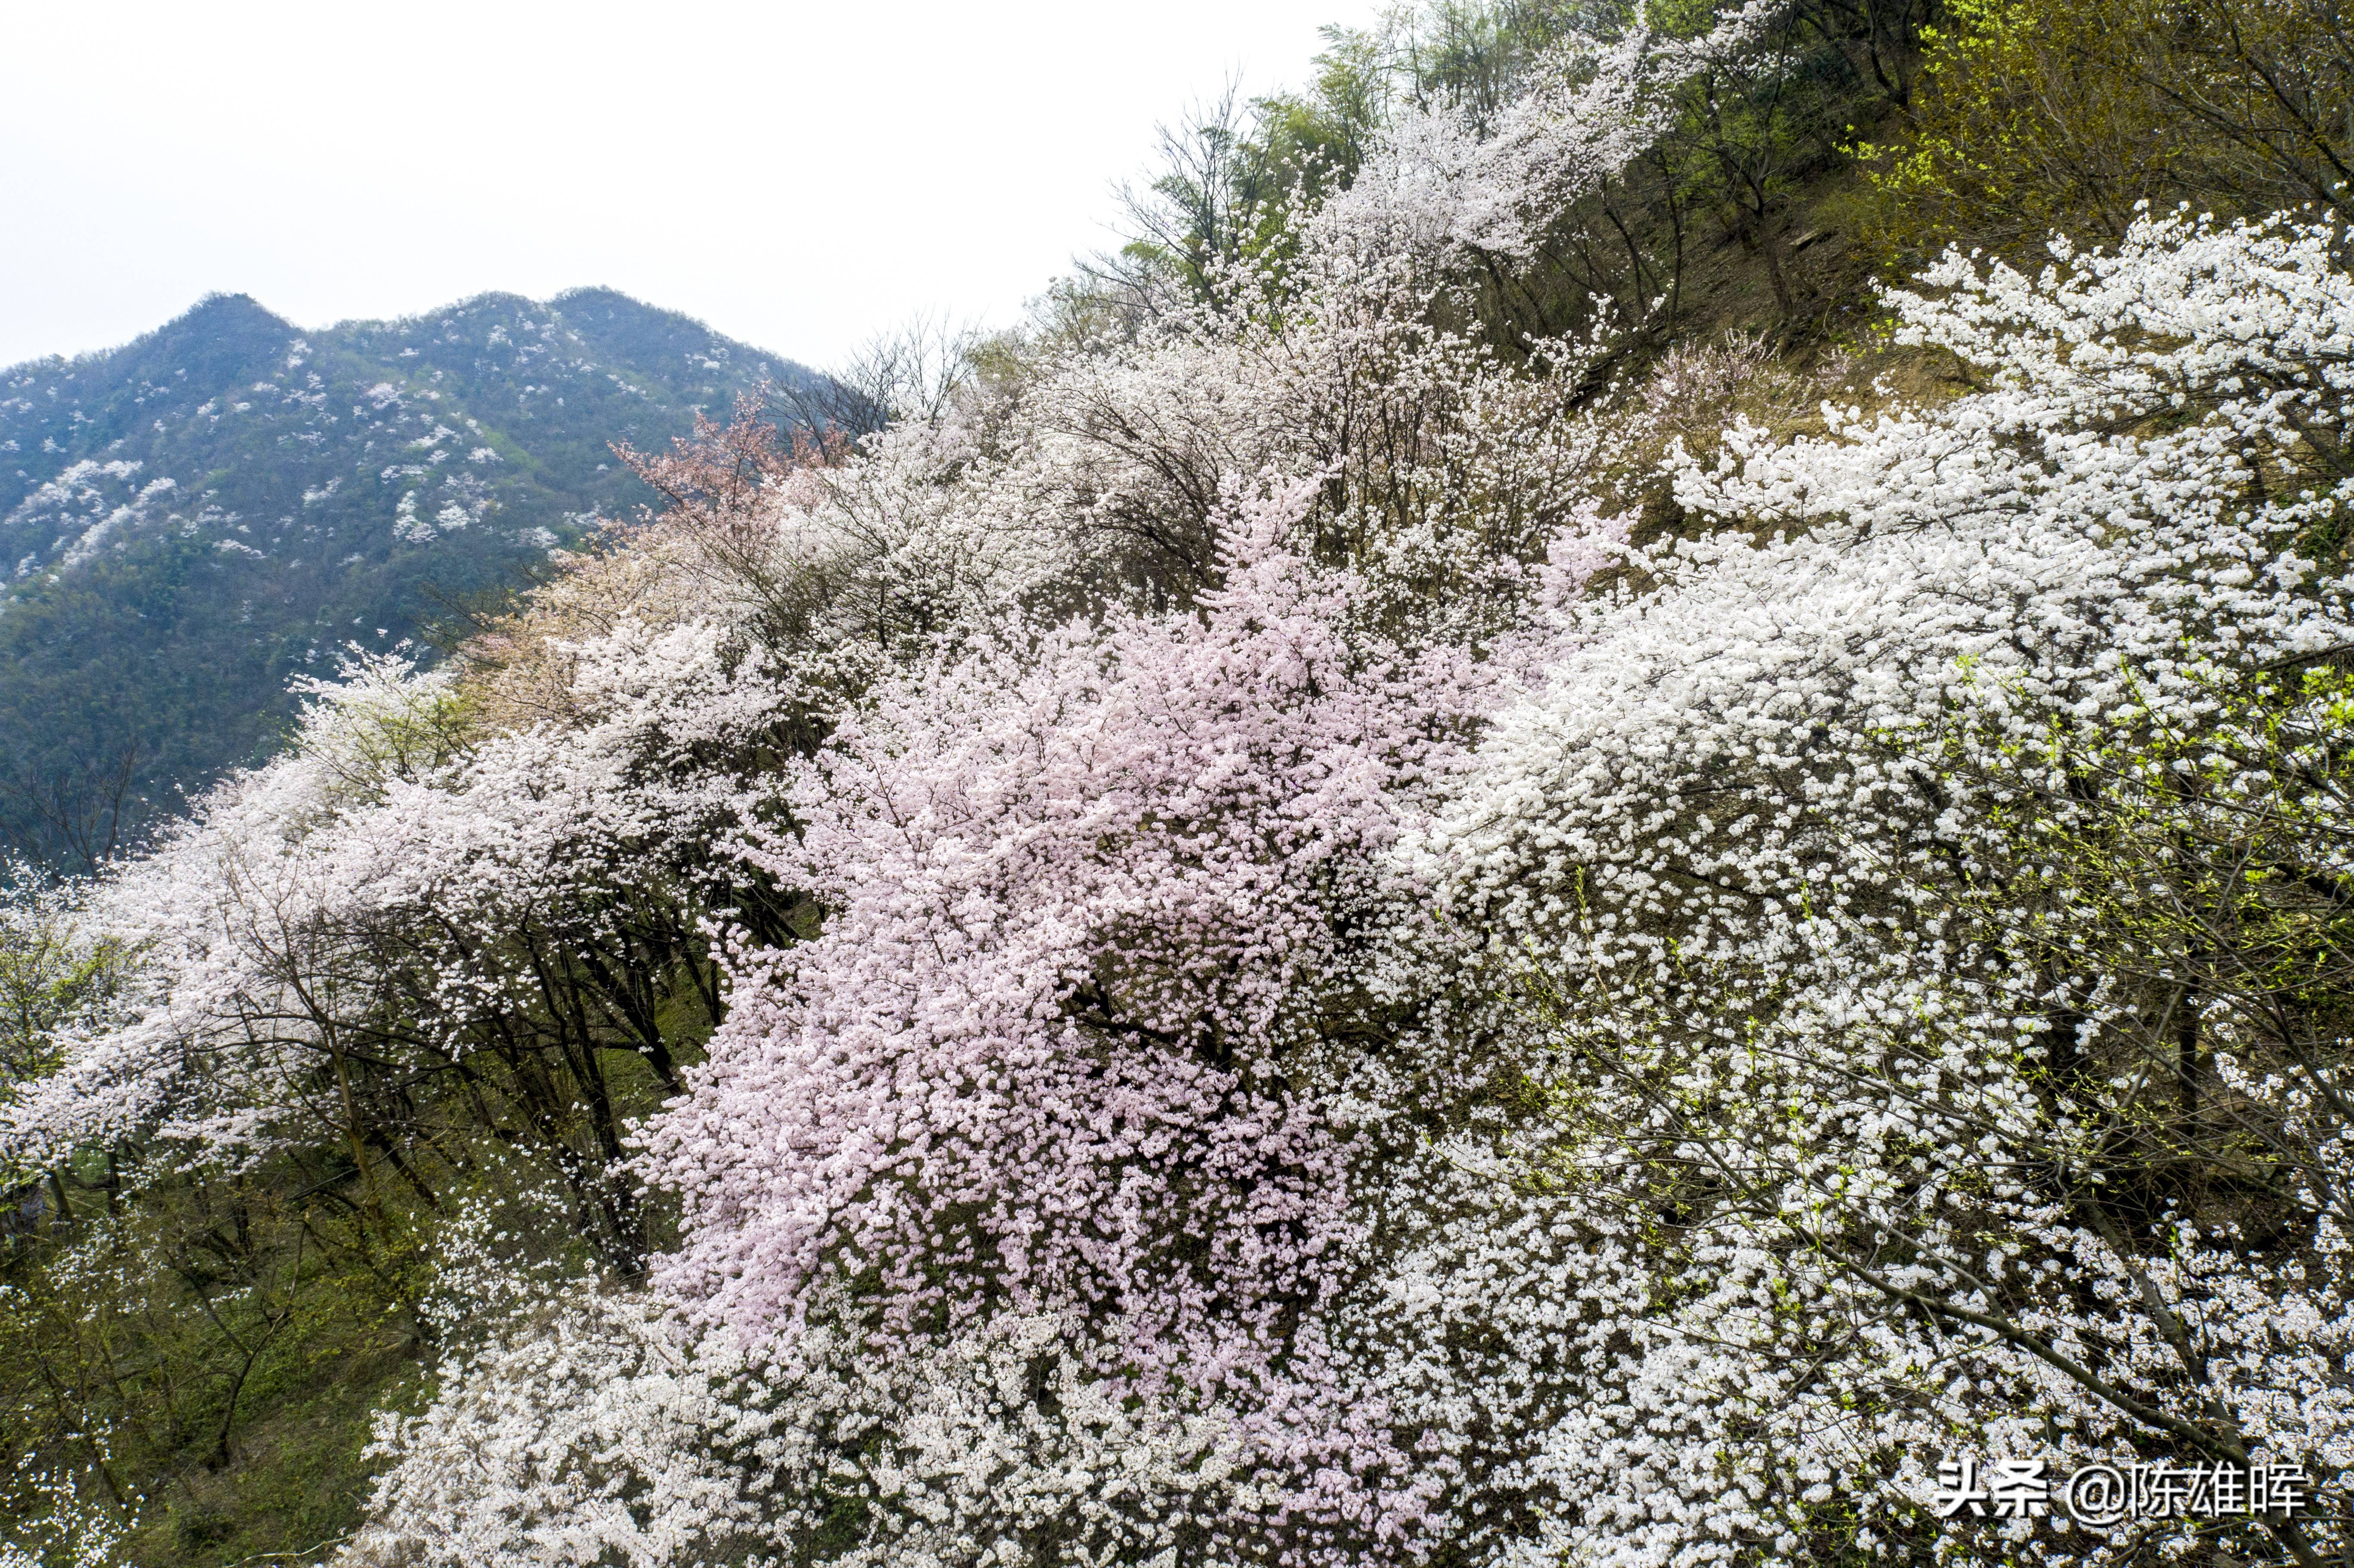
[0,288,818,865]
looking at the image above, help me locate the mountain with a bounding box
[0,289,819,865]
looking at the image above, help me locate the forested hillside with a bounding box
[8,0,2354,1565]
[0,291,817,866]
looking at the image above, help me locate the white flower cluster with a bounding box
[1403,208,2354,1565]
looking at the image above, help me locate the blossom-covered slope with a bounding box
[0,289,819,865]
[11,3,2354,1566]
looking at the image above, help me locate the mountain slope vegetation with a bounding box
[9,0,2354,1564]
[0,289,818,866]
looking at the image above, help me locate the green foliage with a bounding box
[0,889,407,1565]
[1940,651,2354,1224]
[1853,0,2354,266]
[0,1159,424,1565]
[1653,0,1872,314]
[0,905,720,1565]
[1112,86,1346,302]
[1371,0,1594,131]
[0,892,125,1112]
[1853,0,2186,261]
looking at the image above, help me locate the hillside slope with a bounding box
[0,289,817,864]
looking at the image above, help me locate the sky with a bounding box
[0,0,1357,373]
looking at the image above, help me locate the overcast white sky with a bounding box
[0,0,1356,373]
